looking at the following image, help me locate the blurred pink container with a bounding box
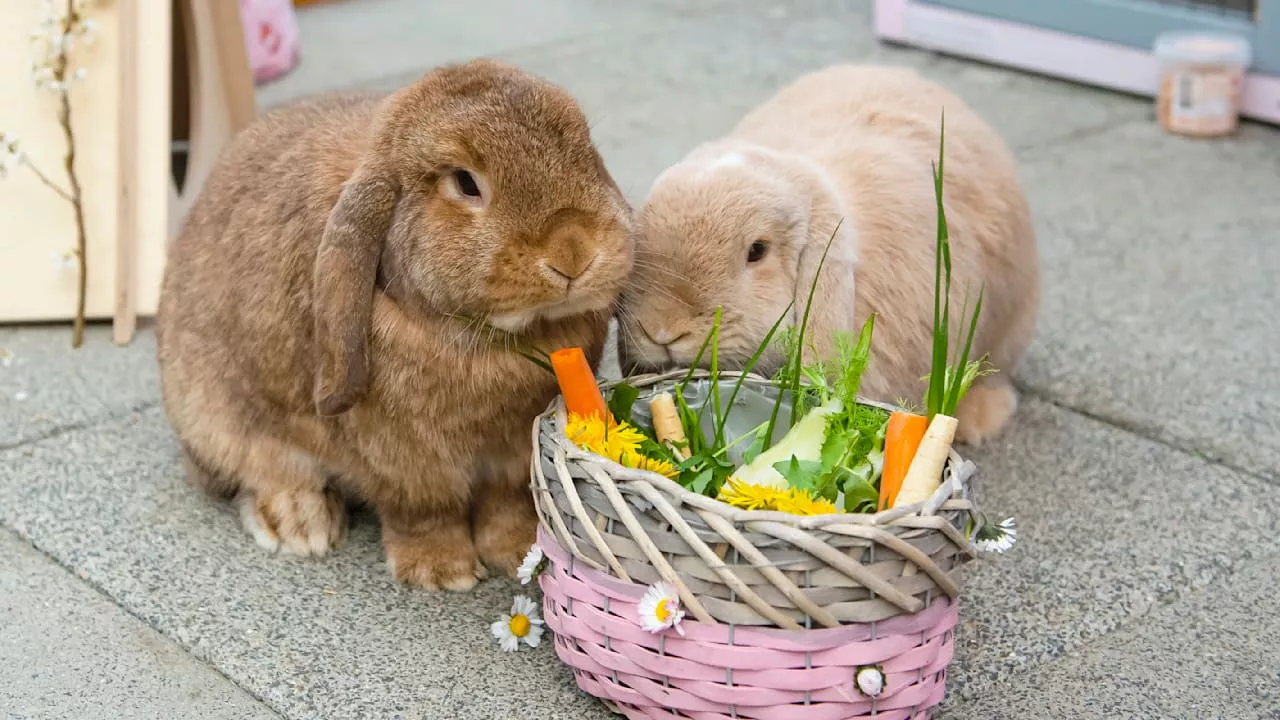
[239,0,301,85]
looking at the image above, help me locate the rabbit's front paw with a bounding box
[236,486,348,557]
[474,497,538,579]
[382,515,483,592]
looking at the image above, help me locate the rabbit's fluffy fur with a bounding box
[618,64,1040,445]
[156,60,633,590]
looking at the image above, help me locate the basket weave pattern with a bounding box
[539,527,957,720]
[531,372,980,719]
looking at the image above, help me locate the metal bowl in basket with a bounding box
[531,370,983,719]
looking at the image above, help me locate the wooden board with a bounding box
[0,0,171,326]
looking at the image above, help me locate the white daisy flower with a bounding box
[974,517,1017,553]
[855,665,886,697]
[516,544,545,585]
[491,594,544,652]
[50,250,78,270]
[0,135,22,179]
[637,581,686,636]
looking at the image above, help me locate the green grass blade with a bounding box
[516,349,554,374]
[788,219,842,428]
[719,301,794,441]
[926,110,955,420]
[678,316,717,389]
[927,159,947,418]
[943,286,984,415]
[710,307,725,446]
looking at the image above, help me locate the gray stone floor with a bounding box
[3,1,1278,718]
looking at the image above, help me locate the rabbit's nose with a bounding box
[546,254,594,281]
[543,225,596,281]
[638,320,688,347]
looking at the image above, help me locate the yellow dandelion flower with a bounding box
[774,487,840,516]
[627,453,680,479]
[717,477,788,511]
[564,412,609,452]
[566,413,675,477]
[600,423,646,462]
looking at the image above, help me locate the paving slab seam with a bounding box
[1013,113,1147,156]
[0,399,162,454]
[1014,382,1277,485]
[1,524,291,720]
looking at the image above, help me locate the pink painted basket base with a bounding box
[537,527,958,720]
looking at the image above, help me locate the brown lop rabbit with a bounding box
[617,64,1040,445]
[156,59,634,591]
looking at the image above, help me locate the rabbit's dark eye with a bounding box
[747,240,768,263]
[453,170,481,198]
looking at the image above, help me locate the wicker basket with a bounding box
[531,371,982,720]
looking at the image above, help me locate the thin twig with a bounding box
[52,0,87,349]
[19,156,73,203]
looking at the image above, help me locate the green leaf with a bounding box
[607,383,640,425]
[742,424,769,465]
[841,471,880,514]
[837,313,876,405]
[688,467,715,495]
[820,426,857,470]
[773,456,827,496]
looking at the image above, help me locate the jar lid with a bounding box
[1154,30,1253,68]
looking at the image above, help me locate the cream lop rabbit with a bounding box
[617,64,1040,445]
[156,59,634,590]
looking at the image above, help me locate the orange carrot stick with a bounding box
[550,347,608,421]
[878,411,929,511]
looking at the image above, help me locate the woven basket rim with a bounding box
[537,368,977,528]
[532,368,981,628]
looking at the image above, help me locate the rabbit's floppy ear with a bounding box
[312,170,398,416]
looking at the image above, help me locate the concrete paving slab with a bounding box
[498,0,1148,200]
[2,1,1275,717]
[283,0,1146,203]
[254,0,686,109]
[0,408,612,720]
[0,529,277,720]
[941,554,1280,719]
[1015,119,1280,480]
[934,393,1280,710]
[2,396,1275,719]
[0,324,158,450]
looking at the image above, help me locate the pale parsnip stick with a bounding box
[649,392,691,460]
[893,413,958,507]
[895,413,958,577]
